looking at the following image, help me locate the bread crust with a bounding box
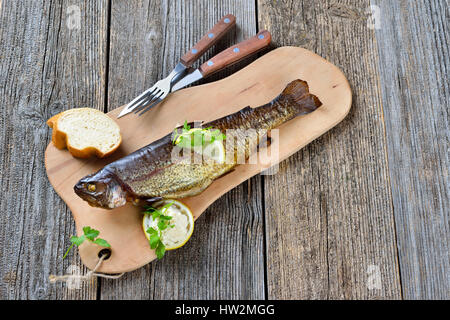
[46,109,122,158]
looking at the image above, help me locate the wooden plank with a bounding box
[100,0,264,299]
[258,0,402,299]
[0,0,108,299]
[372,0,449,299]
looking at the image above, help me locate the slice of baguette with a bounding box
[47,108,122,158]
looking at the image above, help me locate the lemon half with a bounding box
[142,199,194,250]
[202,139,225,163]
[174,128,202,145]
[174,128,225,164]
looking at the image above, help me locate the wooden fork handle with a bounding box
[180,14,236,67]
[198,30,272,78]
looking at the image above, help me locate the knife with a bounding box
[171,30,271,92]
[117,14,236,118]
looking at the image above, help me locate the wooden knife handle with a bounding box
[180,14,236,67]
[198,30,272,78]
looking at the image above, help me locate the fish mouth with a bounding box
[74,181,86,198]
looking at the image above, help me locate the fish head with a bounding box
[74,169,127,209]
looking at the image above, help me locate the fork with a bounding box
[117,14,236,118]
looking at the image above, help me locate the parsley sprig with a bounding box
[63,226,110,259]
[172,120,225,148]
[144,201,175,259]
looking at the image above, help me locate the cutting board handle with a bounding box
[198,30,271,78]
[180,14,236,67]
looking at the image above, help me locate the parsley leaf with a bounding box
[83,226,99,241]
[161,201,175,211]
[172,121,226,148]
[70,235,86,246]
[63,227,110,259]
[144,202,176,259]
[149,233,160,249]
[156,242,166,260]
[158,219,168,231]
[93,238,111,247]
[151,209,162,220]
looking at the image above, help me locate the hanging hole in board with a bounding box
[98,248,111,260]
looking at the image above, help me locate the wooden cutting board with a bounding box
[45,46,352,273]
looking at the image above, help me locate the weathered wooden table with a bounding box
[0,1,448,300]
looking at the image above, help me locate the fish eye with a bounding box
[87,183,96,192]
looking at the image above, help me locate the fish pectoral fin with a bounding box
[136,196,163,207]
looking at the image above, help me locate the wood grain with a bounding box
[1,0,447,300]
[0,0,108,299]
[99,0,265,299]
[258,0,402,299]
[372,0,449,299]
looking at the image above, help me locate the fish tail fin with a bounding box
[277,79,322,115]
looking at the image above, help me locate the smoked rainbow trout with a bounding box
[74,79,322,209]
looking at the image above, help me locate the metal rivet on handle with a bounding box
[207,61,214,66]
[258,34,264,39]
[224,18,230,23]
[233,47,240,53]
[208,33,214,38]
